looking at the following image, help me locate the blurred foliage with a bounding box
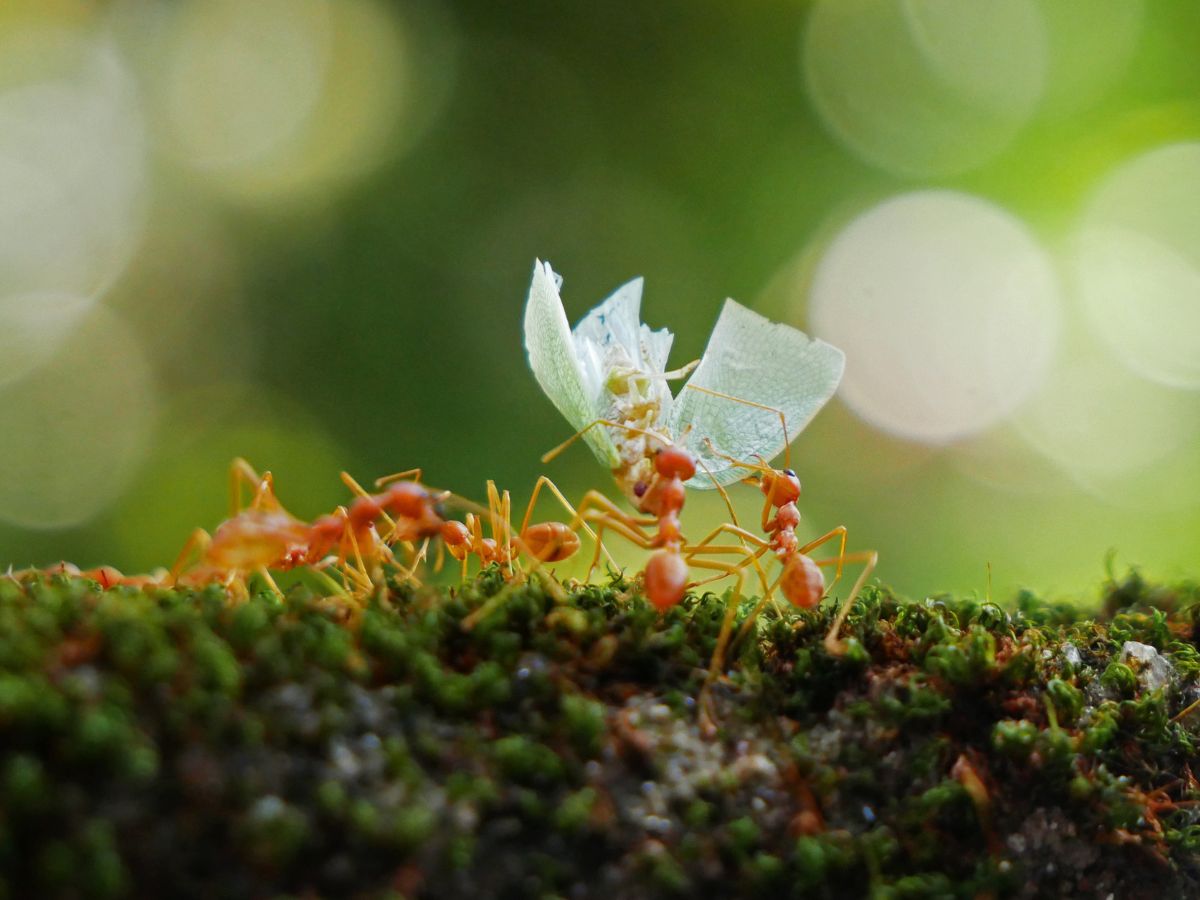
[0,0,1198,602]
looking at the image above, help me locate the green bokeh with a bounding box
[2,0,1199,603]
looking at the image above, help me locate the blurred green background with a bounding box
[1,0,1199,603]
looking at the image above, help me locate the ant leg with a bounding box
[684,523,769,558]
[484,481,516,577]
[502,488,516,575]
[541,419,671,465]
[341,471,399,538]
[391,537,429,586]
[373,468,423,488]
[688,553,773,678]
[229,458,281,515]
[519,476,615,569]
[726,566,791,661]
[305,564,350,600]
[815,550,878,656]
[684,557,753,735]
[684,385,792,469]
[684,539,779,623]
[579,508,657,580]
[340,524,382,598]
[797,526,848,585]
[687,542,770,593]
[169,528,212,584]
[254,566,285,601]
[572,489,656,532]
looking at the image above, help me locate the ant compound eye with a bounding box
[633,481,648,498]
[784,468,796,478]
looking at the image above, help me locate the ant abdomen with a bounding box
[780,553,825,609]
[644,549,689,612]
[521,522,580,562]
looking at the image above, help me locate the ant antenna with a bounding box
[682,384,791,469]
[700,437,770,479]
[541,418,671,465]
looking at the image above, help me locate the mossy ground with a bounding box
[3,567,1200,898]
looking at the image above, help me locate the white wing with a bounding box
[571,276,646,400]
[570,275,676,432]
[523,260,620,467]
[672,299,845,488]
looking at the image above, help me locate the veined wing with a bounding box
[571,274,677,431]
[570,276,646,396]
[523,260,620,467]
[672,299,845,488]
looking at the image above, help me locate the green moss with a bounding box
[553,787,597,833]
[1,568,1199,896]
[1101,661,1137,697]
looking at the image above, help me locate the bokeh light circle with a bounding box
[0,291,94,390]
[107,199,253,389]
[1075,142,1200,389]
[0,305,158,529]
[803,0,1047,177]
[0,32,146,298]
[1013,342,1200,500]
[809,191,1061,445]
[154,0,438,204]
[160,0,331,172]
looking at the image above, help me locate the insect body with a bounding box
[527,259,847,615]
[697,449,878,668]
[170,460,450,601]
[441,478,587,576]
[524,259,845,506]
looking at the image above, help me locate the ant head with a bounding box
[760,467,801,507]
[381,481,432,519]
[348,494,385,528]
[310,514,344,541]
[440,519,470,547]
[654,445,696,481]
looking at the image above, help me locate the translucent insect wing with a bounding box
[570,275,676,427]
[523,260,620,467]
[673,299,845,487]
[571,276,646,364]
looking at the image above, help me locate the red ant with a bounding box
[695,442,877,671]
[168,460,449,602]
[30,460,317,598]
[439,477,605,578]
[544,424,758,614]
[339,470,609,627]
[331,468,453,595]
[33,561,164,590]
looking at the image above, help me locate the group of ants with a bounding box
[39,418,876,718]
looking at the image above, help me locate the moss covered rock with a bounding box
[1,568,1200,898]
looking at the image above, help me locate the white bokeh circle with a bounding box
[809,191,1062,445]
[803,0,1047,178]
[0,305,158,529]
[0,34,146,299]
[1075,142,1200,389]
